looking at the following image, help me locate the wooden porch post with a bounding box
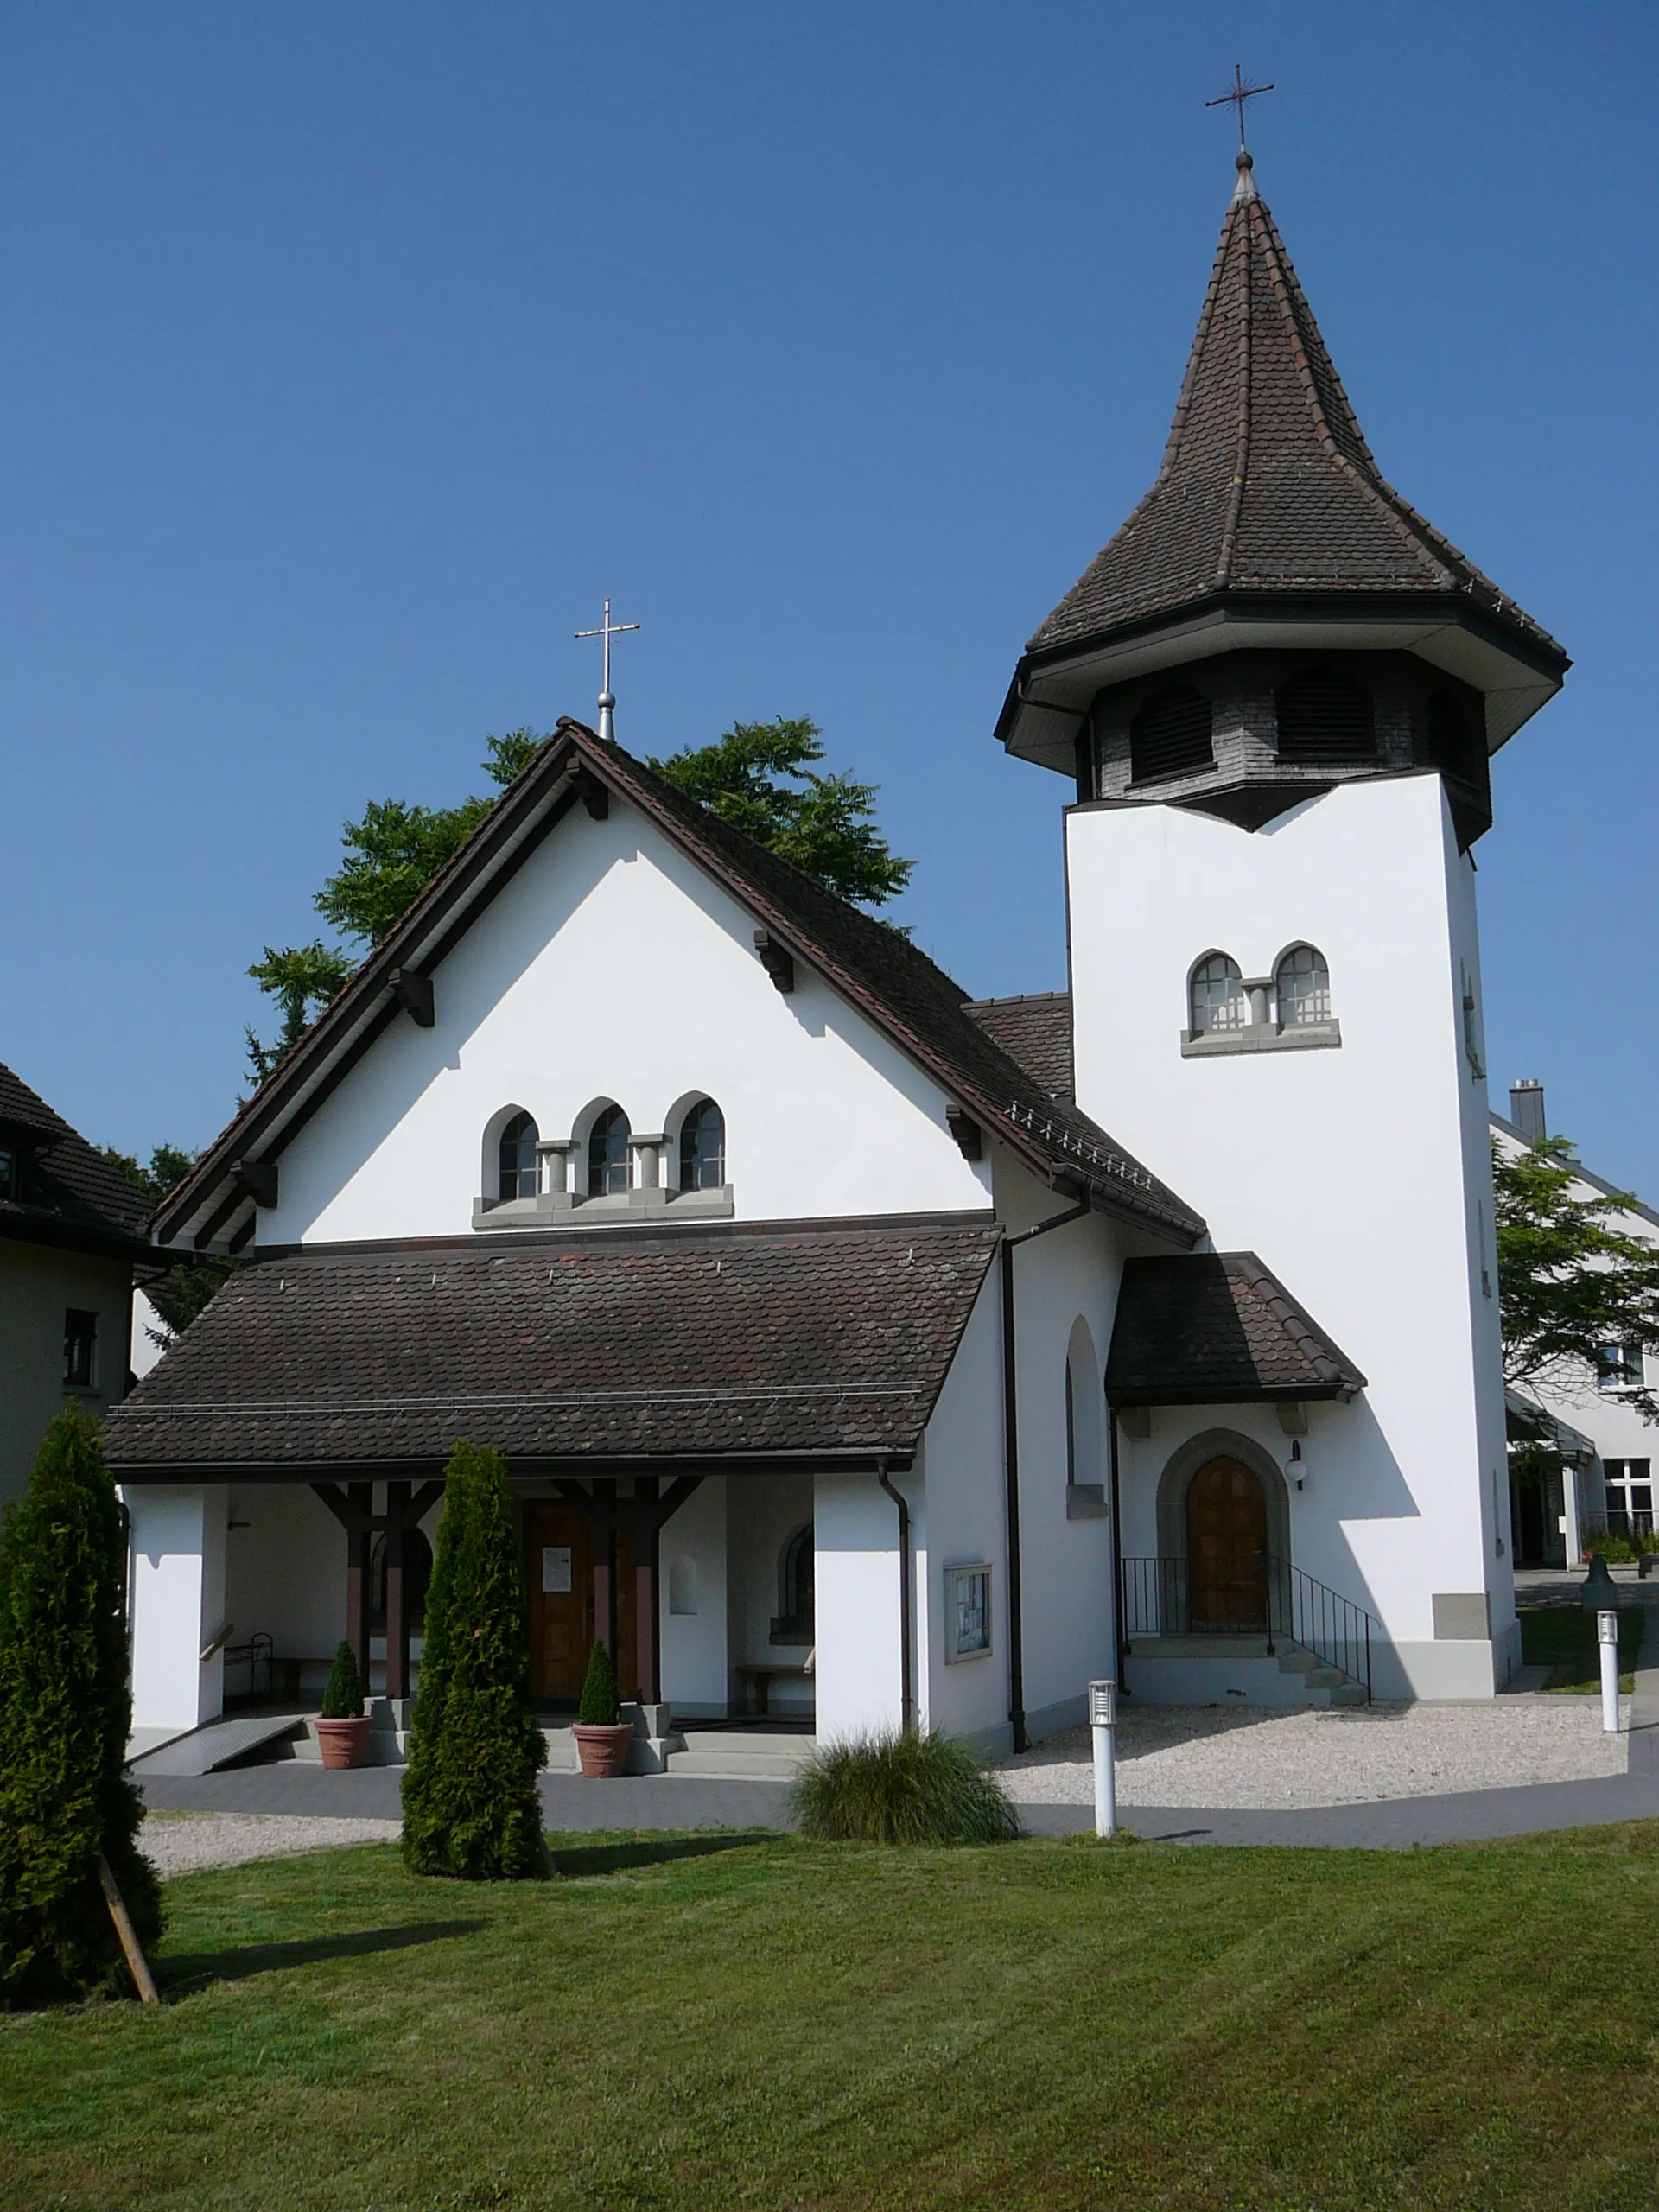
[593,1478,618,1660]
[635,1475,661,1705]
[385,1479,410,1700]
[345,1480,372,1688]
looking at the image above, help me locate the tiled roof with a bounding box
[965,993,1074,1099]
[1026,160,1562,666]
[156,727,1205,1250]
[0,1060,150,1253]
[1105,1251,1365,1407]
[104,1222,1000,1473]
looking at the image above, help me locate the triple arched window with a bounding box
[489,1097,728,1207]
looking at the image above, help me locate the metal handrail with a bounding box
[1119,1554,1375,1703]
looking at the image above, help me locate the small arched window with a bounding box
[679,1098,726,1192]
[1130,683,1214,783]
[498,1111,539,1200]
[1190,953,1247,1037]
[1274,944,1332,1027]
[772,1522,815,1643]
[588,1104,631,1198]
[1274,668,1376,762]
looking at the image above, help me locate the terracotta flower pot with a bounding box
[315,1715,372,1770]
[573,1721,634,1778]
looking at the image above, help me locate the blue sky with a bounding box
[3,3,1656,1193]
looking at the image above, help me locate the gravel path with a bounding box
[141,1811,401,1877]
[1004,1698,1630,1809]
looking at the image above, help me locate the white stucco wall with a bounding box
[124,1484,228,1732]
[1068,772,1510,1694]
[814,1471,906,1740]
[257,797,991,1249]
[658,1475,729,1717]
[914,1268,1007,1751]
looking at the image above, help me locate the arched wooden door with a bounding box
[1185,1457,1268,1629]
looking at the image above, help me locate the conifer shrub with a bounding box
[319,1639,365,1719]
[401,1441,548,1879]
[791,1729,1022,1847]
[576,1638,621,1726]
[0,1407,162,2006]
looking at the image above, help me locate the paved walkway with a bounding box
[137,1587,1659,1854]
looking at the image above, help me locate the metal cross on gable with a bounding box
[574,596,640,742]
[1205,63,1274,151]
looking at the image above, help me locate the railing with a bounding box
[222,1630,275,1704]
[1119,1555,1375,1704]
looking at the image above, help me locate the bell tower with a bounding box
[1010,149,1569,1697]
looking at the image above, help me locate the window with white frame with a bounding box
[1596,1343,1645,1393]
[1189,953,1247,1037]
[943,1562,993,1662]
[1274,944,1332,1027]
[1603,1459,1653,1539]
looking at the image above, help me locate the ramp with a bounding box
[130,1713,306,1777]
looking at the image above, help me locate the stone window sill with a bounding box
[1181,1019,1341,1058]
[1065,1484,1109,1520]
[474,1185,735,1231]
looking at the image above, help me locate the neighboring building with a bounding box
[0,1062,151,1507]
[105,146,1568,1742]
[1494,1078,1659,1567]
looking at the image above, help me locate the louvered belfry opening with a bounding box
[1129,683,1214,784]
[1426,686,1486,786]
[1274,669,1377,764]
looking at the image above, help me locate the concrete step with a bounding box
[668,1729,816,1781]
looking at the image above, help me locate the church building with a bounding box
[106,146,1568,1757]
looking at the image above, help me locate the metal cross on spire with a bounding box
[1205,63,1274,151]
[574,597,640,742]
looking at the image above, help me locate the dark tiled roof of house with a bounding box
[964,993,1074,1098]
[1105,1251,1365,1407]
[156,726,1205,1250]
[104,1222,1001,1473]
[0,1060,150,1253]
[1026,161,1562,667]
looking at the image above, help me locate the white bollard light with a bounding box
[1598,1608,1620,1734]
[1089,1677,1117,1840]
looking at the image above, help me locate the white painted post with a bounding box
[1089,1678,1117,1840]
[1598,1609,1620,1734]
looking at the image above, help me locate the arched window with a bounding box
[498,1111,539,1200]
[679,1098,726,1192]
[1274,944,1332,1027]
[1189,953,1247,1037]
[1130,683,1214,783]
[1274,668,1376,763]
[772,1522,814,1643]
[369,1529,435,1635]
[587,1104,631,1198]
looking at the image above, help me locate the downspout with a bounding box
[1001,1196,1091,1753]
[1107,1402,1127,1697]
[875,1458,913,1733]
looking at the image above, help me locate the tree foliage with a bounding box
[320,1640,366,1721]
[101,1144,233,1344]
[1492,1135,1659,1421]
[0,1408,162,2006]
[649,717,912,910]
[401,1442,547,1880]
[245,730,541,1081]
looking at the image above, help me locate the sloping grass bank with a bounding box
[4,1825,1659,2211]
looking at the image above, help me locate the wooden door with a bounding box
[1185,1457,1268,1629]
[526,1507,639,1703]
[528,1506,593,1701]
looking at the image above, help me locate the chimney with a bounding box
[1510,1078,1547,1144]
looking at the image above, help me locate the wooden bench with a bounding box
[735,1659,813,1717]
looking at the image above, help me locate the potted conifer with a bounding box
[314,1641,372,1769]
[572,1640,633,1777]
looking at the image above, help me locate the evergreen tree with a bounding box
[401,1441,547,1880]
[0,1408,162,2006]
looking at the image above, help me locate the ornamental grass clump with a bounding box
[319,1639,365,1720]
[0,1407,162,2006]
[791,1728,1021,1846]
[401,1441,547,1880]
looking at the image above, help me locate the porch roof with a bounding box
[1105,1252,1366,1408]
[104,1219,999,1478]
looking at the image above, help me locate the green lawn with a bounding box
[1519,1601,1646,1692]
[6,1829,1659,2210]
